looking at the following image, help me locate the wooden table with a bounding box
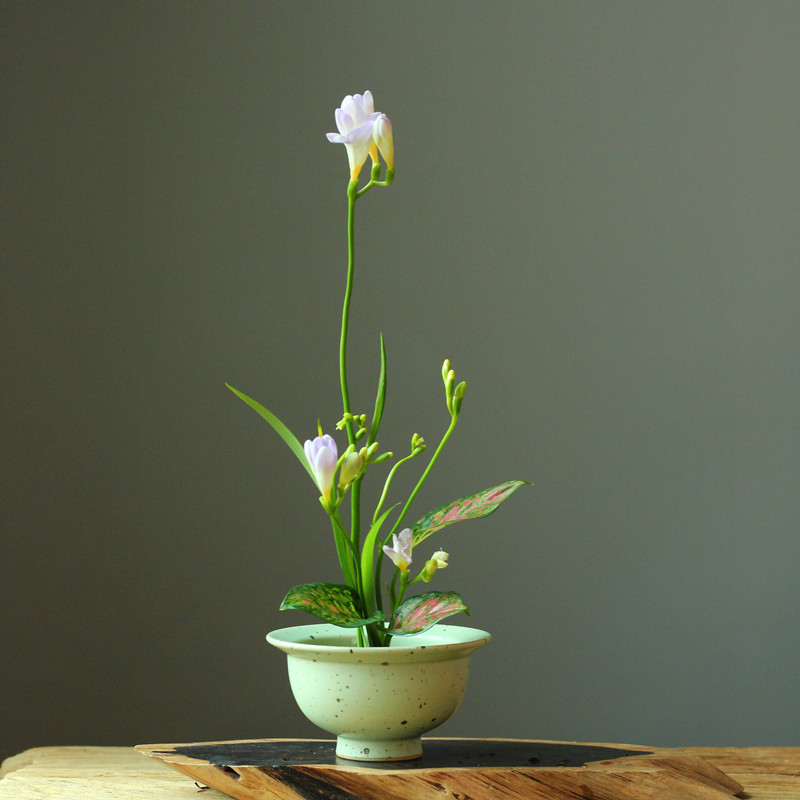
[1,742,798,799]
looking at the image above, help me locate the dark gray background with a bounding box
[3,2,798,762]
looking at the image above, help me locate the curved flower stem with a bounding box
[355,162,385,198]
[388,416,459,538]
[356,179,391,198]
[372,452,417,525]
[371,452,418,616]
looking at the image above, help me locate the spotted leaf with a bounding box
[412,480,528,545]
[388,591,469,636]
[280,583,386,627]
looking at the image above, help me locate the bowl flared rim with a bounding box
[266,623,491,662]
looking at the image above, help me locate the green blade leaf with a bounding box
[367,333,387,446]
[226,383,316,486]
[388,591,469,636]
[280,583,386,627]
[359,503,400,617]
[412,480,529,546]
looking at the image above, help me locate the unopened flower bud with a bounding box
[338,452,363,489]
[442,359,451,382]
[420,550,449,582]
[373,114,393,171]
[445,369,456,411]
[304,433,337,500]
[452,381,467,415]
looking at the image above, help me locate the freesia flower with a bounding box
[420,550,449,582]
[383,528,413,572]
[338,451,363,489]
[304,434,338,500]
[372,114,393,171]
[326,91,381,181]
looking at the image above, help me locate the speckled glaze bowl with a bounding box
[266,623,491,761]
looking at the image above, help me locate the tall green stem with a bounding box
[339,180,371,642]
[342,184,362,552]
[339,181,358,446]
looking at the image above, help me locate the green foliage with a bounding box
[413,481,529,546]
[388,591,469,635]
[280,583,386,627]
[226,384,317,487]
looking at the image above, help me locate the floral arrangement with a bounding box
[229,91,526,647]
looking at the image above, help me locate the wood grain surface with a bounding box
[3,741,798,800]
[135,738,745,800]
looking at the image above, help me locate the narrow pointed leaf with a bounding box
[388,591,469,636]
[360,503,400,617]
[412,480,529,545]
[226,383,316,485]
[367,334,387,446]
[280,583,386,627]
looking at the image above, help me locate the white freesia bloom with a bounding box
[326,91,381,181]
[383,528,413,572]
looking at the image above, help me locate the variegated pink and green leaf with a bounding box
[280,583,386,627]
[412,480,528,545]
[388,591,469,636]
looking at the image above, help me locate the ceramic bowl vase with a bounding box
[266,623,491,761]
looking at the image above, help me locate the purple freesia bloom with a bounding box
[304,434,338,500]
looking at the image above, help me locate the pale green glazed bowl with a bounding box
[267,623,491,761]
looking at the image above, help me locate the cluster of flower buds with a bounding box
[336,412,393,465]
[442,359,467,417]
[337,412,368,440]
[358,440,392,465]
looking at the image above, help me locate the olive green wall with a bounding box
[3,1,799,760]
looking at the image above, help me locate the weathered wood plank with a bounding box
[0,745,227,800]
[3,742,799,800]
[134,738,744,800]
[682,747,800,800]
